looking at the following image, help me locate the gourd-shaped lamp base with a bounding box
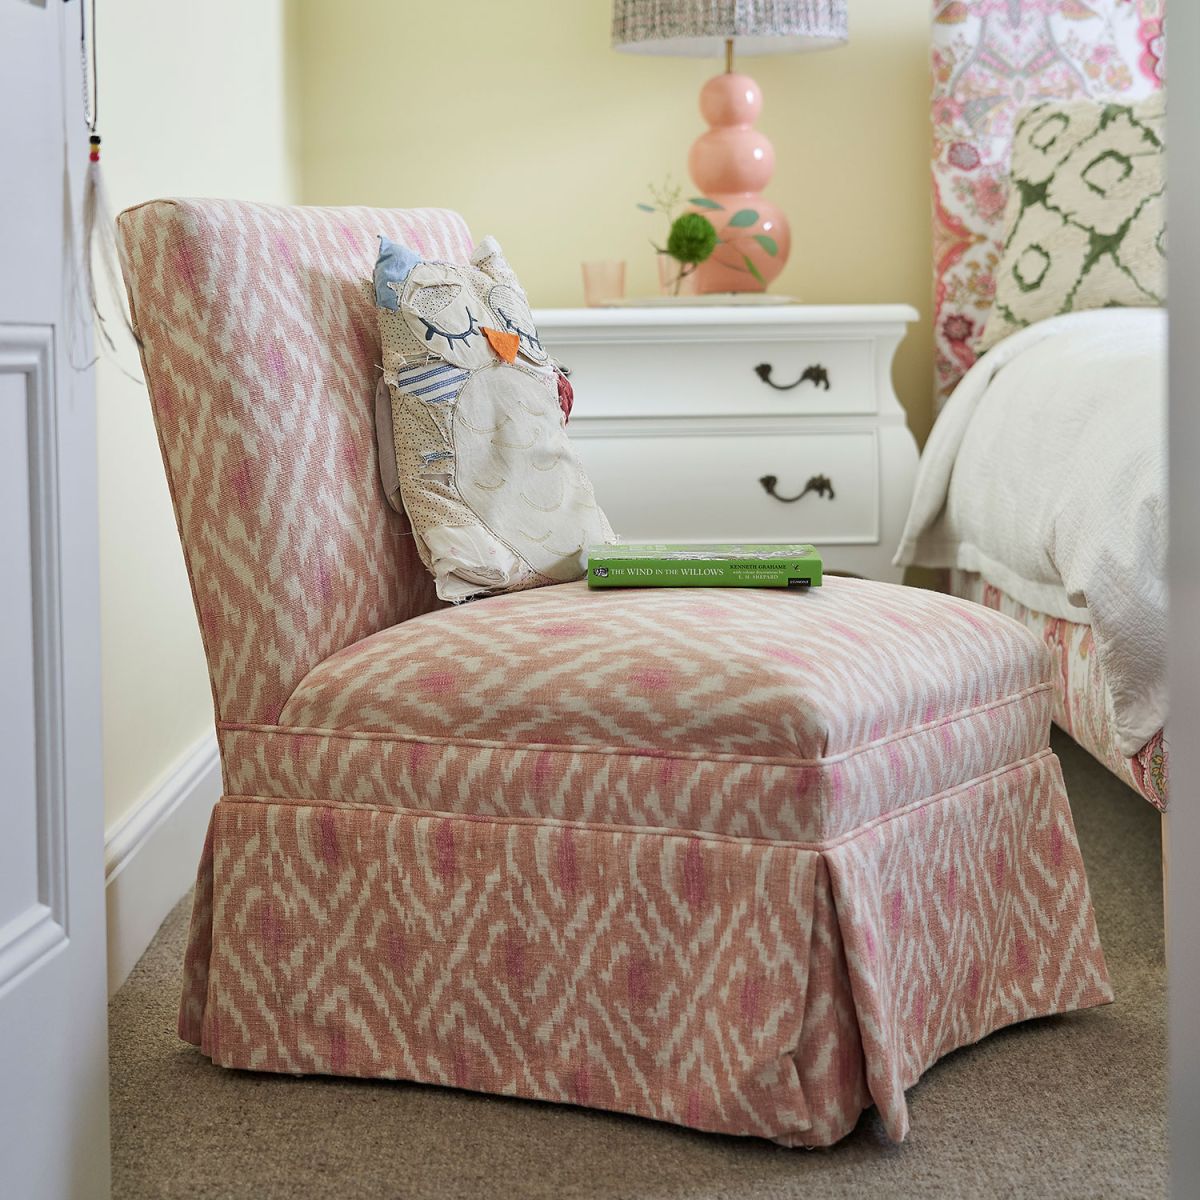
[688,72,790,293]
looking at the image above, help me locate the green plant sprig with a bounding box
[636,180,780,291]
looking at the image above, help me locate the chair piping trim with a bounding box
[222,682,1052,771]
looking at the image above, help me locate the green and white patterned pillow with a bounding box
[980,93,1165,353]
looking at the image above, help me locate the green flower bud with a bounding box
[666,213,718,265]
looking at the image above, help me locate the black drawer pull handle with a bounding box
[759,473,836,503]
[755,362,831,391]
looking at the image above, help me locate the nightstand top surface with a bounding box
[534,304,919,330]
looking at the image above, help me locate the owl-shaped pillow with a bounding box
[373,235,614,601]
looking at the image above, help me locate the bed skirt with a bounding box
[179,751,1111,1148]
[951,571,1168,811]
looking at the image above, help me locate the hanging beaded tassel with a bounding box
[81,130,137,354]
[78,0,140,364]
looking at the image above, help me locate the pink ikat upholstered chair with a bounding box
[117,200,1111,1148]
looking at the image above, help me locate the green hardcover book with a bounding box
[586,543,823,589]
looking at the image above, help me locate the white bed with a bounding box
[896,309,1169,808]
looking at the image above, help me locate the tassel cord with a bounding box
[74,0,143,382]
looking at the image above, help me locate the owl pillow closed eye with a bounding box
[373,234,615,602]
[399,262,495,370]
[469,235,547,365]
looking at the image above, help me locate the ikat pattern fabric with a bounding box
[116,200,473,725]
[232,576,1056,844]
[979,93,1164,351]
[952,570,1168,810]
[374,236,613,602]
[931,0,1165,400]
[179,751,1110,1147]
[121,201,1112,1146]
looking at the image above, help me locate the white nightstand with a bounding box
[536,305,920,582]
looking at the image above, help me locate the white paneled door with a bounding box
[0,2,111,1197]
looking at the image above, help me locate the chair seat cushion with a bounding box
[246,577,1054,843]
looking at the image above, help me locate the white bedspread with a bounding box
[896,309,1166,756]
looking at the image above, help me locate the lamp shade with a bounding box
[612,0,847,57]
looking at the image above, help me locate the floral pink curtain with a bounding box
[931,0,1165,403]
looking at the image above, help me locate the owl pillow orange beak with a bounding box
[482,326,520,363]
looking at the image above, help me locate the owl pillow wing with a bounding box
[373,235,613,601]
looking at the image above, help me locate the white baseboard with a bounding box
[104,731,221,996]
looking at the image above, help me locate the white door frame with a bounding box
[1167,4,1200,1197]
[0,1,111,1196]
[0,326,70,978]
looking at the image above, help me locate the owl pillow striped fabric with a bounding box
[373,236,614,602]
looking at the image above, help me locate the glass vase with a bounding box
[657,255,699,297]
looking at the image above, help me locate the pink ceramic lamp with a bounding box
[612,1,848,294]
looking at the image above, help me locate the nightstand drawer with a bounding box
[550,335,878,419]
[573,424,880,545]
[538,305,916,581]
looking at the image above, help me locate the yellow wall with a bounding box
[293,0,934,441]
[97,0,934,828]
[98,0,299,827]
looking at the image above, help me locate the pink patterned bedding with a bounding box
[929,3,1168,813]
[951,571,1167,811]
[931,0,1165,402]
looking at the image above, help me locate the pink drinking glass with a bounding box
[581,260,626,306]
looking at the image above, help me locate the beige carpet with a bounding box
[109,732,1167,1199]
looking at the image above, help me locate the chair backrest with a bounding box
[117,200,473,725]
